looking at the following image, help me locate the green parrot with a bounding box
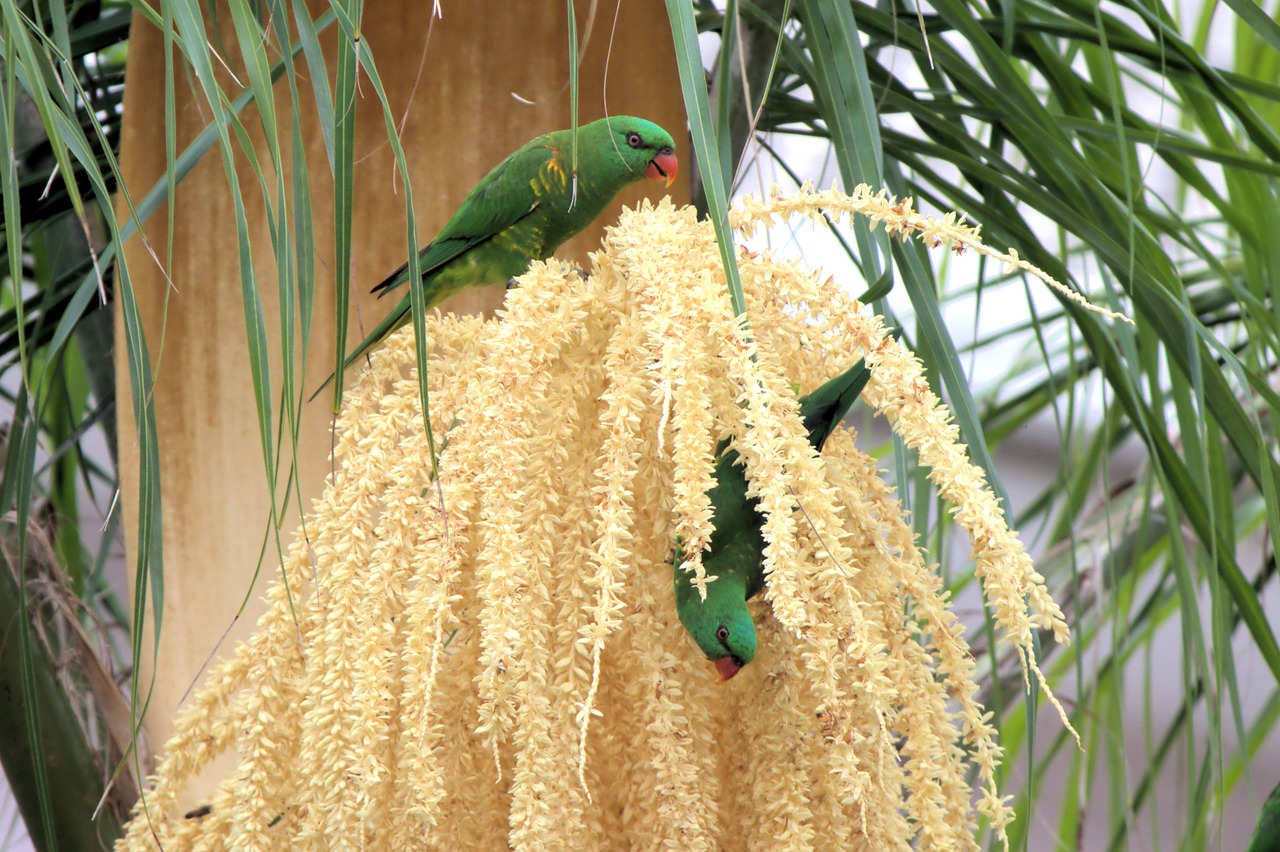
[1248,780,1280,852]
[674,359,871,680]
[340,115,677,375]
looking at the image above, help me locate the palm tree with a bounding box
[2,0,1277,847]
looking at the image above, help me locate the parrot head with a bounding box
[591,115,679,187]
[673,556,758,681]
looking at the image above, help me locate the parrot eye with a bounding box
[716,625,729,643]
[626,131,642,148]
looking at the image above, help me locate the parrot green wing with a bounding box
[799,361,871,451]
[1248,780,1280,852]
[369,139,554,298]
[315,139,556,394]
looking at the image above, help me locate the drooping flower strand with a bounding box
[733,184,1134,326]
[733,242,1077,748]
[575,311,647,794]
[824,427,1009,841]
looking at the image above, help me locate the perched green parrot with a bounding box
[674,359,871,680]
[1248,780,1280,852]
[340,115,677,375]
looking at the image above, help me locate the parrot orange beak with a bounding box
[713,655,744,681]
[647,149,678,187]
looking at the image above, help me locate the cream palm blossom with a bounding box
[117,192,1108,851]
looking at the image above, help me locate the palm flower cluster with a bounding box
[118,192,1101,850]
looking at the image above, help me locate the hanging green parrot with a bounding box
[674,358,871,680]
[338,115,677,377]
[1248,780,1280,852]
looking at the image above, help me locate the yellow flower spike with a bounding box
[732,186,1133,326]
[396,477,477,834]
[647,303,718,600]
[465,276,578,776]
[821,428,1010,836]
[732,635,819,847]
[465,265,617,845]
[118,194,1078,851]
[575,313,647,795]
[116,662,245,849]
[289,340,433,845]
[600,555,721,849]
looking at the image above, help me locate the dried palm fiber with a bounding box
[117,190,1113,851]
